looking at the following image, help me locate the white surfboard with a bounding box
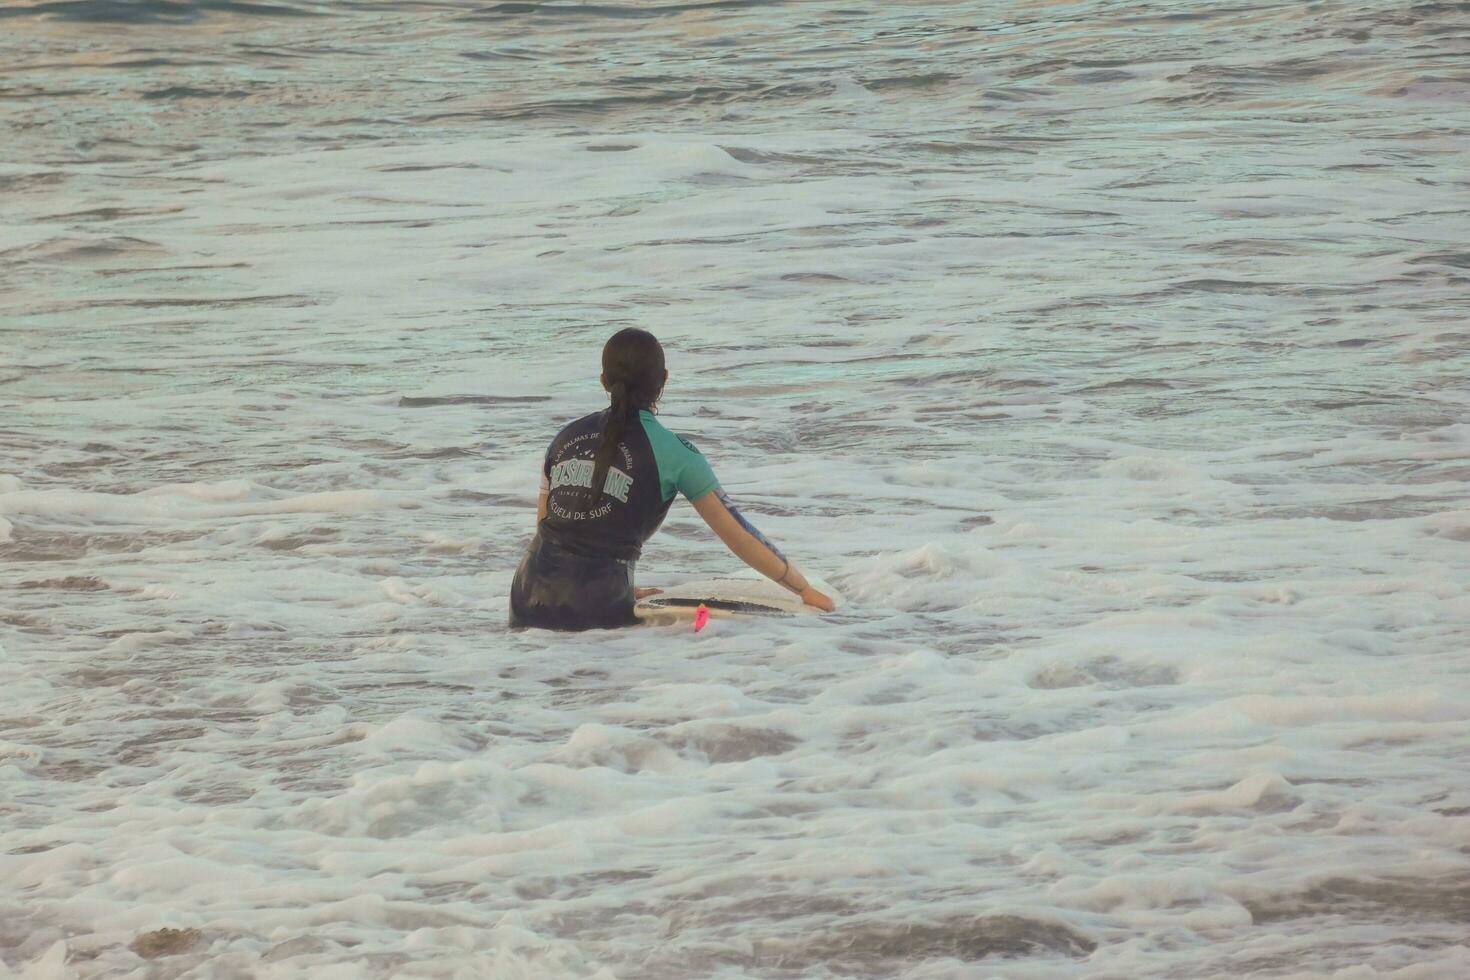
[634,576,822,625]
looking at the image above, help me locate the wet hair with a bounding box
[589,328,665,502]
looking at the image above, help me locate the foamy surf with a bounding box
[4,0,1470,976]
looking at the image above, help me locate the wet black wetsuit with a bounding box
[509,409,720,630]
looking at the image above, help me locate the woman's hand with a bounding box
[634,587,663,600]
[800,586,836,612]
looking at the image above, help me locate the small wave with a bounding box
[38,206,183,222]
[5,0,329,22]
[1408,250,1470,270]
[1170,278,1285,293]
[142,85,254,100]
[1244,876,1470,925]
[397,394,550,408]
[754,914,1096,970]
[419,79,831,123]
[458,0,782,22]
[858,71,958,92]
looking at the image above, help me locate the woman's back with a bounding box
[538,408,720,561]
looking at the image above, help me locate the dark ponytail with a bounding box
[588,380,632,503]
[587,328,665,503]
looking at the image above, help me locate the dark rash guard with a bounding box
[537,408,719,561]
[509,409,719,630]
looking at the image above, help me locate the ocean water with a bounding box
[3,0,1469,976]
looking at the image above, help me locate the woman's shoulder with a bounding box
[638,411,706,455]
[550,409,606,439]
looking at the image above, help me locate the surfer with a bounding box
[510,328,837,630]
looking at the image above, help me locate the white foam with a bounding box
[3,3,1468,975]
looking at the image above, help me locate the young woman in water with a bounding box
[510,327,836,630]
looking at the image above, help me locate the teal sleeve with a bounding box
[641,412,721,503]
[675,437,719,501]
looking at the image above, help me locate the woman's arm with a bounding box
[691,490,836,611]
[537,461,550,525]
